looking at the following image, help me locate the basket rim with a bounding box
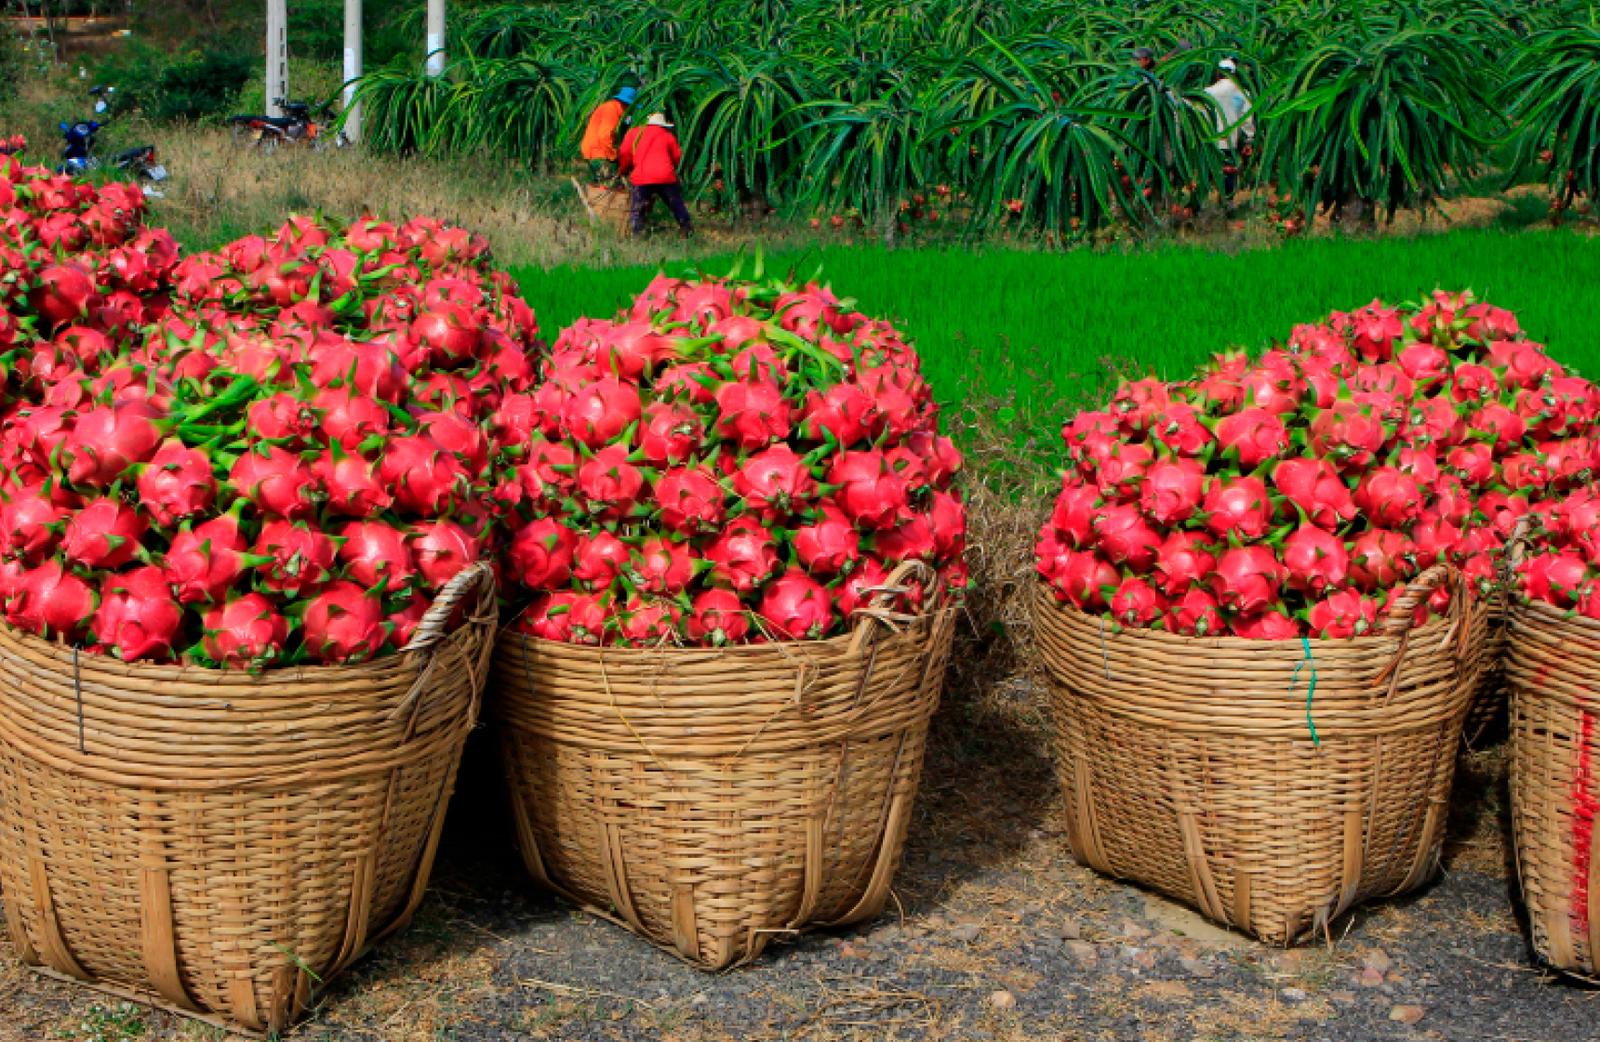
[0,559,496,690]
[1034,579,1458,651]
[0,618,414,685]
[1509,595,1600,631]
[499,602,958,660]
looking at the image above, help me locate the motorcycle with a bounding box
[58,87,169,196]
[227,98,345,152]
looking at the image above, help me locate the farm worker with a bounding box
[1132,46,1156,71]
[619,112,694,239]
[1204,59,1255,196]
[580,86,636,182]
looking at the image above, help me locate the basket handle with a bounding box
[400,561,497,654]
[845,560,944,658]
[1376,564,1454,638]
[1372,563,1473,698]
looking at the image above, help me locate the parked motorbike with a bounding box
[227,98,345,151]
[57,87,169,196]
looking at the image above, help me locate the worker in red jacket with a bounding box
[618,112,693,239]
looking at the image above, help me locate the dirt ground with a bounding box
[0,679,1596,1042]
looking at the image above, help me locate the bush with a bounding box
[235,58,347,118]
[0,29,22,107]
[151,48,255,122]
[91,40,252,123]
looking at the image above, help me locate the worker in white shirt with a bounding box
[1204,58,1255,199]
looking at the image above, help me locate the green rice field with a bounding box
[515,229,1600,418]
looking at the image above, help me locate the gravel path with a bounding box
[2,691,1596,1042]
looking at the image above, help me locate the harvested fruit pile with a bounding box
[493,274,967,645]
[1,156,965,663]
[0,154,540,666]
[1037,291,1600,637]
[1515,493,1600,616]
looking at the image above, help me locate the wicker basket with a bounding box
[1506,598,1600,976]
[1462,589,1510,747]
[489,563,956,969]
[571,177,632,236]
[1034,566,1478,944]
[0,564,497,1035]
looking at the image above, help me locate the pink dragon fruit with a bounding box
[1209,546,1286,614]
[1110,577,1165,628]
[1201,476,1274,541]
[685,588,750,644]
[302,581,387,663]
[705,518,779,593]
[203,593,290,667]
[62,498,147,569]
[92,566,182,662]
[759,572,834,640]
[795,505,862,575]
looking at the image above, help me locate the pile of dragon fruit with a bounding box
[493,273,967,646]
[0,154,965,662]
[1513,492,1600,616]
[1037,291,1600,638]
[1,155,539,667]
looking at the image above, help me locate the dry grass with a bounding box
[2,74,820,270]
[942,350,1134,705]
[148,128,599,269]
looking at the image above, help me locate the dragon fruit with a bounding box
[9,561,96,639]
[92,565,182,662]
[1040,289,1594,641]
[302,581,387,663]
[339,521,416,593]
[0,205,534,667]
[495,273,962,647]
[202,593,290,667]
[62,498,147,569]
[759,572,834,640]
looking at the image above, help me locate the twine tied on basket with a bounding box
[72,646,84,753]
[1291,636,1320,746]
[1098,616,1116,681]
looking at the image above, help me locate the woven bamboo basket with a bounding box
[1035,566,1479,945]
[489,563,956,969]
[1462,589,1510,747]
[0,564,497,1035]
[1506,598,1600,976]
[571,177,632,236]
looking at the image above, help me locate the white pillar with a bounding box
[425,0,446,77]
[342,0,362,143]
[266,0,288,118]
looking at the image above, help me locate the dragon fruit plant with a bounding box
[490,273,966,647]
[0,162,538,667]
[1037,290,1600,639]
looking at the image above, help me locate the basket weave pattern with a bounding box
[491,581,956,969]
[1463,591,1509,746]
[0,566,497,1034]
[1035,569,1477,944]
[1507,599,1600,976]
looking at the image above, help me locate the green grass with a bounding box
[513,228,1600,418]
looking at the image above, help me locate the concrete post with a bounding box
[266,0,288,118]
[425,0,446,77]
[342,0,362,143]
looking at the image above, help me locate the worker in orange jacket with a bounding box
[619,112,693,239]
[580,86,635,182]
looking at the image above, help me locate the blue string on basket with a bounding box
[1292,636,1320,747]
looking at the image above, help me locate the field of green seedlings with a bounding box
[515,228,1600,420]
[356,0,1600,235]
